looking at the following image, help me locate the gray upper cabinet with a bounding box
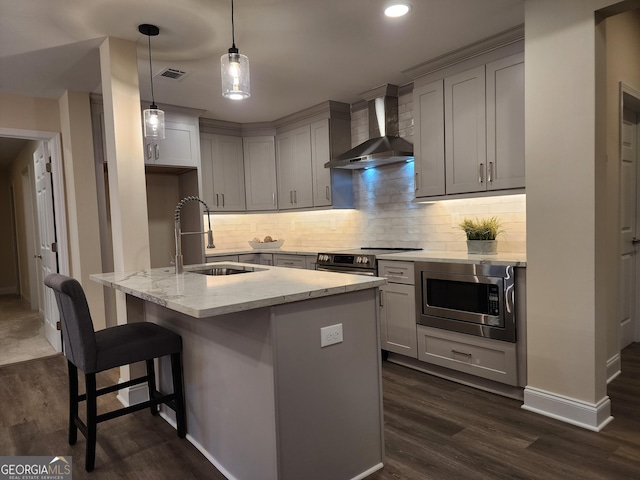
[200,133,246,212]
[144,113,200,168]
[486,53,525,191]
[445,65,487,195]
[276,126,313,210]
[311,119,332,207]
[413,80,446,198]
[413,49,525,199]
[243,136,278,211]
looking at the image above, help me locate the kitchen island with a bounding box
[91,263,387,480]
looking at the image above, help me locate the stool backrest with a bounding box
[44,273,97,372]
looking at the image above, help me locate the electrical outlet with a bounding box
[250,223,256,232]
[321,323,343,347]
[330,218,336,230]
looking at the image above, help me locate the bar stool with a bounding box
[44,273,186,472]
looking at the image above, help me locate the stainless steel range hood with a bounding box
[325,84,414,169]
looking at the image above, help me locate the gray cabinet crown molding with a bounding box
[404,24,524,84]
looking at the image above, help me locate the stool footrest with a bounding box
[77,375,150,402]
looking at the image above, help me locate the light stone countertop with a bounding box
[90,262,386,319]
[376,250,526,267]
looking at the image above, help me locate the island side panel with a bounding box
[145,302,279,480]
[271,288,385,480]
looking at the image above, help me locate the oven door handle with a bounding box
[316,266,376,276]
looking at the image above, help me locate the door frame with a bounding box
[0,128,68,277]
[621,82,640,345]
[1,128,69,353]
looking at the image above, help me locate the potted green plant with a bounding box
[458,216,503,255]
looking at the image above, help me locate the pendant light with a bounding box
[139,24,165,139]
[221,0,250,100]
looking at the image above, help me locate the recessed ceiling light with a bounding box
[384,2,411,18]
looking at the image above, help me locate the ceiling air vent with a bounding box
[155,68,188,80]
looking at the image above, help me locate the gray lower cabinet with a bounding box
[416,325,519,386]
[378,261,417,358]
[238,253,273,265]
[273,253,307,269]
[205,254,240,263]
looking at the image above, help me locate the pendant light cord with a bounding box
[231,0,236,49]
[148,34,156,107]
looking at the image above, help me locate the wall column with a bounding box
[58,91,106,330]
[522,0,616,431]
[99,37,150,404]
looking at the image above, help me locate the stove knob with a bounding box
[362,257,369,264]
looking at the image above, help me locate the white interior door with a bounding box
[33,142,61,351]
[620,105,640,349]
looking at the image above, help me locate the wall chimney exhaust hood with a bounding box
[325,84,414,169]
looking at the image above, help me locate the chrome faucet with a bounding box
[174,196,214,274]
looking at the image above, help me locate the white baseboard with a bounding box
[0,286,19,295]
[607,353,621,383]
[160,411,239,480]
[522,386,613,432]
[116,381,149,407]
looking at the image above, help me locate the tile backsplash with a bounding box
[206,161,525,254]
[206,90,526,254]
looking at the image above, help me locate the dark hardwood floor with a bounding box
[1,344,639,479]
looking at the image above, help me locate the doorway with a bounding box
[0,127,69,356]
[619,84,640,351]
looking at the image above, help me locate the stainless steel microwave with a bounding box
[415,261,516,342]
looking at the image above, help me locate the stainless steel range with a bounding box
[317,248,422,276]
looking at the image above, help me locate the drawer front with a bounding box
[417,325,518,386]
[273,254,306,269]
[377,261,414,285]
[206,255,240,263]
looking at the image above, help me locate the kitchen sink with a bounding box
[189,267,251,276]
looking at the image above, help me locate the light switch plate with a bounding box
[321,323,343,347]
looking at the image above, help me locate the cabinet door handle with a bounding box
[386,270,405,276]
[289,190,293,204]
[294,190,297,204]
[154,143,160,160]
[415,172,419,192]
[146,143,152,160]
[379,291,384,307]
[326,185,330,200]
[478,163,484,184]
[215,193,219,207]
[221,193,225,207]
[272,193,276,205]
[488,162,493,183]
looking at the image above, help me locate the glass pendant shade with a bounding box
[144,107,165,139]
[221,50,250,100]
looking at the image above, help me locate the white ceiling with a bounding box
[0,0,524,124]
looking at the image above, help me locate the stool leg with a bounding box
[85,373,97,472]
[170,352,186,438]
[146,359,159,416]
[67,361,78,445]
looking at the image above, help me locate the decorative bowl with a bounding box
[248,239,284,249]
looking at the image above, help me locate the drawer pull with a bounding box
[386,270,405,276]
[451,349,472,357]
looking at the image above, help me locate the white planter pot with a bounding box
[466,240,498,255]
